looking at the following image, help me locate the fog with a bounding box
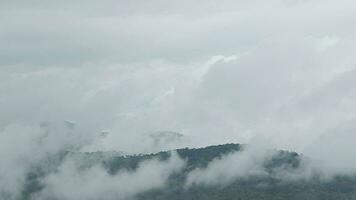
[185,145,272,187]
[37,152,184,200]
[1,0,356,199]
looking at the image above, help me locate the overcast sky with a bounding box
[1,0,356,155]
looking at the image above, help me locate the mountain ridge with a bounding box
[20,143,356,200]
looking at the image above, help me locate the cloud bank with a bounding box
[37,151,184,200]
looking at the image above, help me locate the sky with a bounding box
[1,0,356,198]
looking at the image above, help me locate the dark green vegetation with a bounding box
[20,144,356,200]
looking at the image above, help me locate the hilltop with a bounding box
[20,143,356,200]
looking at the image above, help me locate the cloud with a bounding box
[0,122,88,199]
[36,151,184,200]
[185,145,273,187]
[1,0,356,197]
[1,0,355,65]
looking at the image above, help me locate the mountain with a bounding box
[20,144,356,200]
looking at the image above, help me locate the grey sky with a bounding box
[1,0,355,65]
[1,0,356,149]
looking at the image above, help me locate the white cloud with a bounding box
[37,151,184,200]
[185,146,273,187]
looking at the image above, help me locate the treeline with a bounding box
[20,143,356,200]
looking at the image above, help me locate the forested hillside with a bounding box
[21,144,356,200]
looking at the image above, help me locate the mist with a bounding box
[37,151,184,200]
[1,0,356,199]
